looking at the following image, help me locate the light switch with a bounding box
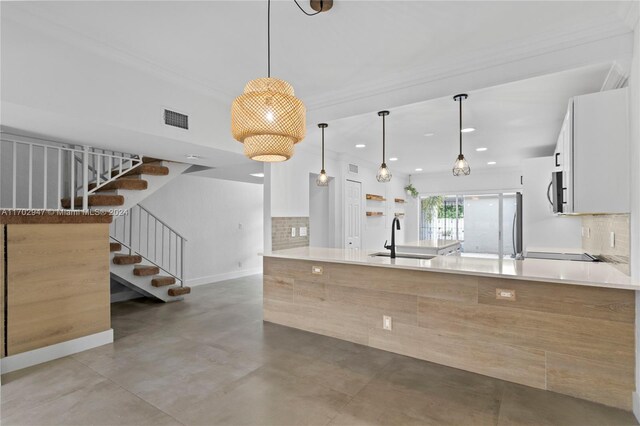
[299,226,307,237]
[291,227,296,237]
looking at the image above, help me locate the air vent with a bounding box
[348,163,359,174]
[164,109,189,129]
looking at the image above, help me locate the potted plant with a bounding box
[404,183,419,199]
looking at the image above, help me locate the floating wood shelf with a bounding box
[366,211,384,217]
[394,198,405,203]
[366,194,386,201]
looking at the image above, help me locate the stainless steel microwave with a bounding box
[548,171,565,213]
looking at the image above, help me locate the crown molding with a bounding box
[619,0,639,30]
[304,16,632,111]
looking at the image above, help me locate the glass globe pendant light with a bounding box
[231,0,306,162]
[316,123,329,187]
[452,94,471,176]
[376,110,392,183]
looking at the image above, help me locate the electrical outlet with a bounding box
[496,288,516,301]
[610,231,615,248]
[238,223,243,230]
[238,261,242,268]
[311,266,323,275]
[299,226,308,237]
[383,315,393,331]
[291,227,296,237]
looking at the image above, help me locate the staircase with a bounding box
[0,133,191,303]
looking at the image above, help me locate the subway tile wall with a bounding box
[272,217,310,251]
[582,214,630,275]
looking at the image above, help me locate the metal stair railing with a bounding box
[0,132,142,211]
[110,204,186,287]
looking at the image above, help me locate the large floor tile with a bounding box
[3,274,638,426]
[497,382,638,426]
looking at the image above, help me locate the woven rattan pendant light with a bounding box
[452,94,471,176]
[231,0,306,162]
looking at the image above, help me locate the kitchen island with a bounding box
[262,247,638,410]
[395,239,461,256]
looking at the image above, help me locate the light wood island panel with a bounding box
[263,257,635,410]
[6,223,111,355]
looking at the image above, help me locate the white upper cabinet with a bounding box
[554,88,629,214]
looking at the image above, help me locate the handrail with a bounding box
[110,204,186,286]
[0,134,141,211]
[138,204,187,241]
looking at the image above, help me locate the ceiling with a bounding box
[9,0,631,106]
[301,63,615,174]
[1,1,636,178]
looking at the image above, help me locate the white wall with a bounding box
[142,174,263,286]
[268,145,408,251]
[629,14,640,422]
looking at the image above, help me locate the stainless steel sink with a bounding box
[370,252,436,260]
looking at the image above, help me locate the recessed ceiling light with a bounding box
[461,128,476,133]
[487,161,496,165]
[250,173,265,178]
[186,154,200,159]
[476,147,488,152]
[389,157,398,161]
[415,168,423,172]
[423,133,435,137]
[355,144,366,148]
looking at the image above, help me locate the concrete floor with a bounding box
[2,274,638,426]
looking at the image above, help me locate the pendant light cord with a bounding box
[382,113,386,162]
[267,0,271,77]
[458,97,463,156]
[293,0,324,16]
[321,126,325,169]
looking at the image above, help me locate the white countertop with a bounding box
[397,240,461,249]
[262,247,640,291]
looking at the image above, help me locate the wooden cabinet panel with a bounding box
[263,257,635,410]
[7,223,110,355]
[477,277,634,323]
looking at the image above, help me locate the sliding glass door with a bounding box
[420,192,520,258]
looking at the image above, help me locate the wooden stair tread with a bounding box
[168,286,191,297]
[152,276,176,287]
[61,194,124,208]
[133,265,160,276]
[110,242,122,252]
[142,156,163,163]
[116,164,169,178]
[90,179,148,192]
[112,254,142,265]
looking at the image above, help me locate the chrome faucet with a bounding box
[384,217,401,259]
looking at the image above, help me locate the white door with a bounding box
[344,180,362,249]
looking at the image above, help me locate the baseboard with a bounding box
[0,329,113,374]
[633,392,640,422]
[186,268,262,287]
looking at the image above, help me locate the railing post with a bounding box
[180,237,185,288]
[128,208,133,255]
[82,146,89,211]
